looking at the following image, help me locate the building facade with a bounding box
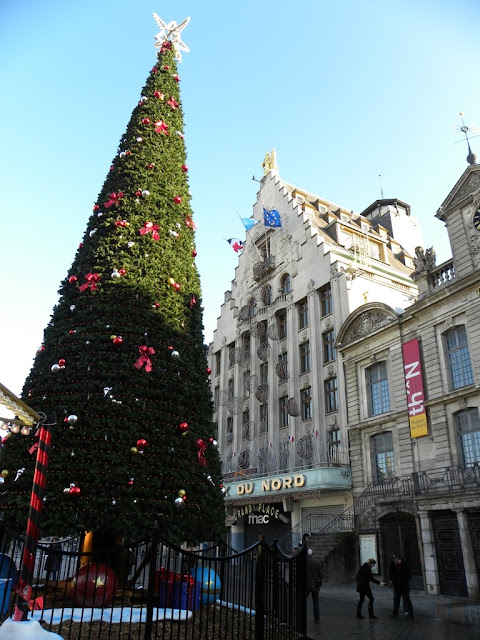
[208,161,420,551]
[337,163,480,598]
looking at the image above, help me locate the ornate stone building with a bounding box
[208,159,420,550]
[337,162,480,598]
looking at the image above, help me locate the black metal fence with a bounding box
[0,523,308,640]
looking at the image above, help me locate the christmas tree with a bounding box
[1,16,226,546]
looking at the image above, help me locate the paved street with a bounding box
[306,584,480,640]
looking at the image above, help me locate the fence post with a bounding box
[298,537,308,637]
[254,536,265,640]
[144,520,160,640]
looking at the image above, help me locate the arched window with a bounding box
[280,273,291,294]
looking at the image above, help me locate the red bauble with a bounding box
[113,336,123,345]
[192,249,197,257]
[154,91,164,100]
[181,164,188,173]
[179,422,189,433]
[118,269,127,276]
[58,359,66,367]
[174,283,181,291]
[206,367,212,375]
[70,563,117,607]
[93,205,100,211]
[173,196,182,204]
[141,117,150,125]
[69,486,81,496]
[136,438,147,450]
[69,276,78,284]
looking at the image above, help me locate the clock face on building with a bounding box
[474,207,480,231]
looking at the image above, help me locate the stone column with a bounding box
[418,511,440,595]
[455,509,480,600]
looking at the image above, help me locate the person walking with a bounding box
[306,548,323,625]
[390,556,414,620]
[356,558,383,619]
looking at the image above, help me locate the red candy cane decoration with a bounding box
[14,422,52,620]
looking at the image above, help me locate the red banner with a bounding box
[402,339,428,438]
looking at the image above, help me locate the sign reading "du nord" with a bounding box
[235,474,305,495]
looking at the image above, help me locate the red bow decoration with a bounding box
[154,120,169,134]
[197,438,208,468]
[139,222,160,241]
[104,191,124,209]
[29,442,39,456]
[167,96,178,110]
[79,273,101,292]
[134,345,155,372]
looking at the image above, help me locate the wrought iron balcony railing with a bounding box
[277,463,479,555]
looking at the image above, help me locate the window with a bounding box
[214,386,219,411]
[260,362,269,385]
[329,428,341,460]
[242,331,251,354]
[214,351,221,376]
[242,410,250,439]
[367,362,390,416]
[261,284,272,306]
[299,341,310,373]
[301,387,312,420]
[320,284,332,317]
[445,326,474,390]
[324,377,338,413]
[455,409,480,466]
[279,396,289,427]
[277,311,287,340]
[298,298,309,329]
[260,321,268,345]
[368,241,381,260]
[280,273,291,294]
[323,329,336,362]
[248,297,257,319]
[228,342,235,369]
[277,352,288,380]
[371,432,395,482]
[243,370,250,398]
[260,403,269,432]
[259,238,271,261]
[227,377,234,399]
[226,416,234,444]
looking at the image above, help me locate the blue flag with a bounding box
[263,207,282,228]
[239,215,259,231]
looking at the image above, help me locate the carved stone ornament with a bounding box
[344,311,392,344]
[307,279,316,291]
[448,172,480,210]
[410,246,436,282]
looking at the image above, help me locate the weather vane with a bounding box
[153,13,190,62]
[456,112,478,166]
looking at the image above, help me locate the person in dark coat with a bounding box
[390,556,414,620]
[356,558,382,619]
[306,548,323,625]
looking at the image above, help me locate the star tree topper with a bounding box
[153,13,190,62]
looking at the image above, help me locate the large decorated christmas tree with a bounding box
[1,15,226,546]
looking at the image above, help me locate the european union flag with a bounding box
[263,207,282,228]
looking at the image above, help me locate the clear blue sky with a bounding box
[1,0,479,396]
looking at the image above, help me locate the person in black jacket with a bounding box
[390,556,414,620]
[306,548,323,625]
[356,558,383,619]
